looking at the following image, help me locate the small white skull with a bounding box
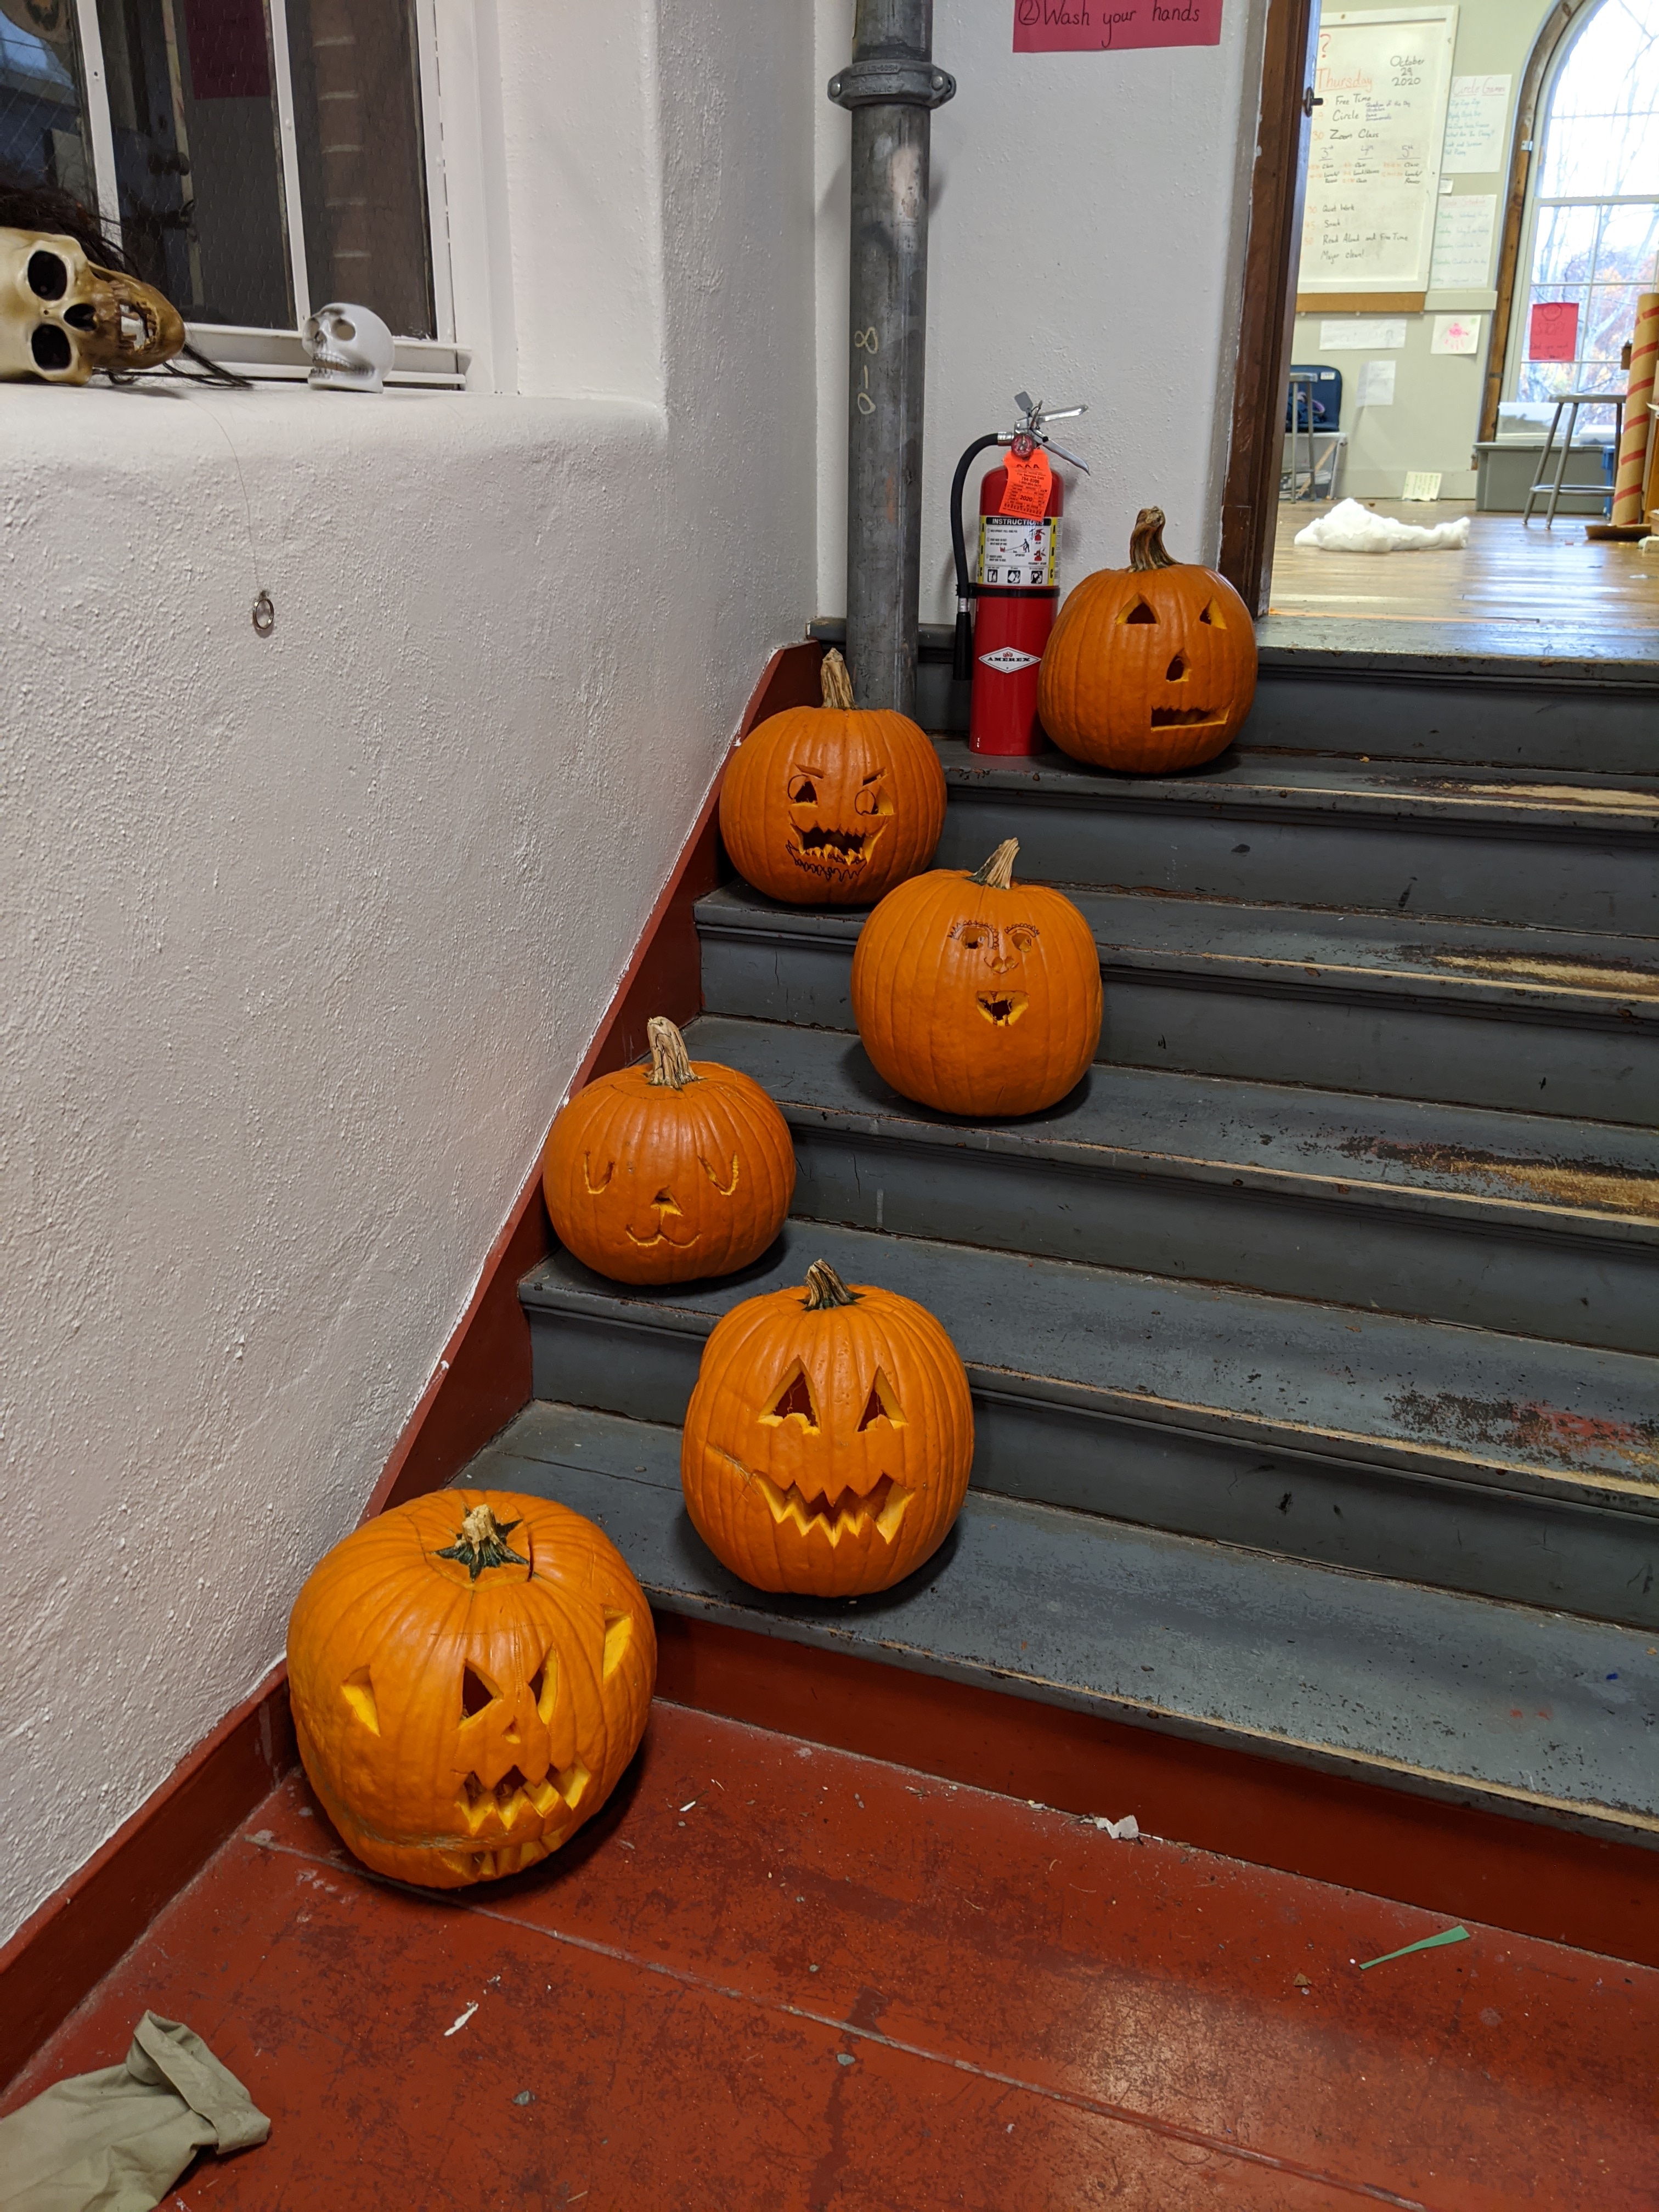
[302,302,394,393]
[0,228,184,383]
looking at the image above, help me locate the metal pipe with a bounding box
[830,1,954,716]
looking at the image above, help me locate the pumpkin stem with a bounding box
[435,1503,531,1581]
[802,1260,861,1311]
[646,1016,697,1091]
[1128,508,1175,572]
[970,838,1019,891]
[820,648,856,712]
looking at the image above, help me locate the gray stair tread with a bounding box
[696,879,1659,1019]
[521,1218,1659,1506]
[1254,618,1659,678]
[686,1012,1659,1237]
[464,1400,1659,1843]
[933,738,1659,830]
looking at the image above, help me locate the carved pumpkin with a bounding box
[851,838,1102,1117]
[287,1491,656,1887]
[719,648,947,905]
[681,1259,973,1596]
[543,1017,795,1284]
[1037,508,1257,772]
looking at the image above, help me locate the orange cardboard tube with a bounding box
[1612,290,1659,523]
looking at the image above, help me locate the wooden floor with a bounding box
[1269,500,1659,636]
[7,1701,1657,2209]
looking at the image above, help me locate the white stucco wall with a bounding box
[0,0,814,1945]
[815,0,1267,626]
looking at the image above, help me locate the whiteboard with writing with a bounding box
[1297,6,1458,296]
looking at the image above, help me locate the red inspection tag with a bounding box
[998,440,1052,520]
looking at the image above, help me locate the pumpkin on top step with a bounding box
[719,647,946,905]
[287,1489,655,1887]
[681,1259,974,1597]
[1037,507,1257,772]
[851,838,1102,1118]
[543,1016,794,1285]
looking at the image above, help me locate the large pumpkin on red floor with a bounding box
[288,1491,655,1887]
[1037,507,1257,772]
[543,1017,795,1284]
[720,648,946,905]
[681,1260,974,1596]
[851,838,1101,1117]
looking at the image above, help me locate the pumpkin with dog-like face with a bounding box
[851,838,1102,1118]
[720,649,946,905]
[543,1017,795,1284]
[681,1260,973,1596]
[288,1491,656,1886]
[1037,507,1257,772]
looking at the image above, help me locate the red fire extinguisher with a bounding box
[951,394,1088,757]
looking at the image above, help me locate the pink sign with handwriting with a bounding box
[1013,0,1222,52]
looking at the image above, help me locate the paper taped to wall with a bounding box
[1319,319,1407,351]
[1441,75,1511,174]
[1356,359,1397,408]
[1428,195,1497,290]
[1431,313,1481,356]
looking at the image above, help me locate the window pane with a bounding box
[1587,282,1644,363]
[0,9,95,202]
[1531,204,1598,286]
[288,0,433,337]
[97,0,294,328]
[1538,0,1659,200]
[1593,199,1659,284]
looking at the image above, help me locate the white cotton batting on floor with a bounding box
[1293,498,1471,554]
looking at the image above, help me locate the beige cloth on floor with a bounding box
[0,2012,269,2212]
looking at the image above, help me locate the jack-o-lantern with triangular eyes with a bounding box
[852,838,1102,1117]
[720,648,946,905]
[1037,507,1257,773]
[543,1017,795,1285]
[681,1260,974,1596]
[287,1490,656,1887]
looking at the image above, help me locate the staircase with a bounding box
[460,632,1659,1865]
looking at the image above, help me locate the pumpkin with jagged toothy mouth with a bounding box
[720,649,946,906]
[680,1260,974,1596]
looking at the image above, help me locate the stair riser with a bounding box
[524,1307,1659,1628]
[697,928,1655,1121]
[933,797,1655,937]
[1242,670,1656,774]
[786,1125,1652,1355]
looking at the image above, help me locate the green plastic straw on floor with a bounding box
[1358,1925,1471,1971]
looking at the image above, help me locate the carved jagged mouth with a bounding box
[1149,707,1224,727]
[976,990,1029,1026]
[788,824,881,876]
[750,1468,913,1542]
[455,1758,590,1835]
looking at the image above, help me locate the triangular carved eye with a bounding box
[461,1665,499,1718]
[527,1655,558,1724]
[1121,600,1158,624]
[856,1368,905,1431]
[1199,599,1226,628]
[341,1667,380,1734]
[763,1361,817,1429]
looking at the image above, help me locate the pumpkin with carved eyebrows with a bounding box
[287,1490,655,1887]
[1037,507,1257,772]
[543,1017,795,1284]
[720,648,946,905]
[681,1259,974,1596]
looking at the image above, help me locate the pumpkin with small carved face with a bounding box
[1037,508,1257,772]
[287,1491,655,1887]
[544,1018,795,1284]
[851,838,1102,1116]
[681,1260,974,1596]
[720,648,947,905]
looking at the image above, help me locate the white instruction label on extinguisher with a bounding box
[978,515,1057,589]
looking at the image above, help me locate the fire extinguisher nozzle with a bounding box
[952,606,975,684]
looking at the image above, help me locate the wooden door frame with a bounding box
[1218,0,1322,616]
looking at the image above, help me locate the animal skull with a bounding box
[0,228,184,383]
[302,302,394,393]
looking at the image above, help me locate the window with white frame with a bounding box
[1515,0,1659,406]
[0,0,456,375]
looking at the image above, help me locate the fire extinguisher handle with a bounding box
[950,432,1006,683]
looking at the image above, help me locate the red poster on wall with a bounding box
[1014,0,1223,52]
[1527,301,1581,363]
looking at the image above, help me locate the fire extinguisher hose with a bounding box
[950,432,1005,682]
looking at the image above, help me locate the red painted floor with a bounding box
[7,1702,1654,2210]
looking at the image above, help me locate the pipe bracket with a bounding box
[828,58,956,109]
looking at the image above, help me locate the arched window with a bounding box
[1514,0,1659,404]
